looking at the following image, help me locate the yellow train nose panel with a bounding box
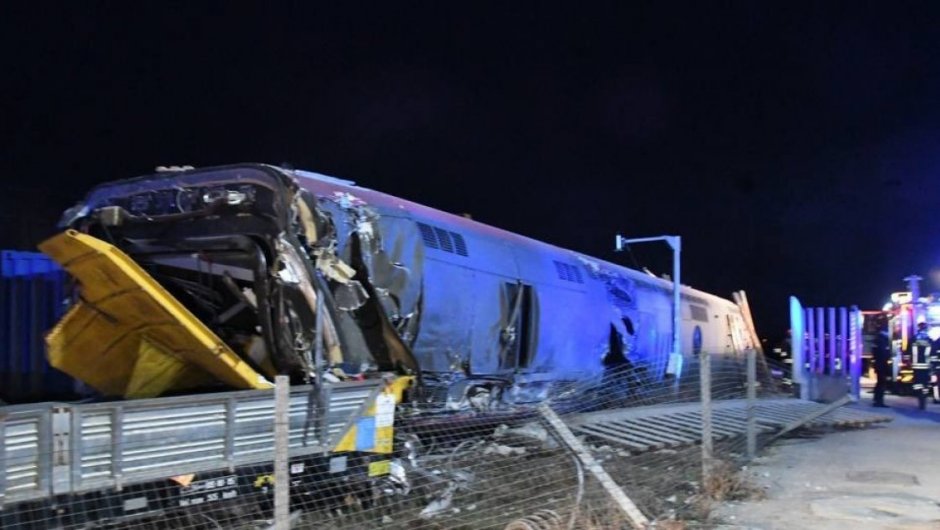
[39,230,272,398]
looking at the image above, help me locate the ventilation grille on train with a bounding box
[417,222,468,256]
[554,261,584,284]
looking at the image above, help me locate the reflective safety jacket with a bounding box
[911,331,932,370]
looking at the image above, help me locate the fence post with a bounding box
[700,350,712,486]
[274,375,290,530]
[746,348,757,460]
[539,405,649,529]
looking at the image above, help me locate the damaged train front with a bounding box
[40,164,414,399]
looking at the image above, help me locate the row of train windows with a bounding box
[416,222,584,291]
[416,219,628,299]
[417,222,469,256]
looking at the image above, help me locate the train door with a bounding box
[500,281,537,372]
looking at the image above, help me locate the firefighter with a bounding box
[872,327,891,407]
[931,330,940,404]
[910,321,932,410]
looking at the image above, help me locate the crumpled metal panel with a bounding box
[292,170,653,391]
[39,231,272,397]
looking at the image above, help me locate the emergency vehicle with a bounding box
[864,289,940,394]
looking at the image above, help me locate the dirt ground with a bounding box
[714,384,940,529]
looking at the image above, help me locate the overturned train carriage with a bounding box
[41,163,756,405]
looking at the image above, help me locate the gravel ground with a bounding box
[714,389,940,530]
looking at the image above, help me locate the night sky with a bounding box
[4,3,940,338]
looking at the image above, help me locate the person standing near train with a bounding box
[872,327,891,408]
[930,329,940,404]
[910,321,932,410]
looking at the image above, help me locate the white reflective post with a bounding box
[805,307,816,399]
[828,307,837,375]
[838,307,848,375]
[850,306,862,400]
[805,308,815,372]
[789,297,806,400]
[816,308,825,374]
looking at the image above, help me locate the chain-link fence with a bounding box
[1,351,828,530]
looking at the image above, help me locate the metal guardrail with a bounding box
[0,380,382,506]
[1,403,54,505]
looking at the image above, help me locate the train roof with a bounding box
[288,166,738,310]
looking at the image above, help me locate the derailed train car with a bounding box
[41,163,755,407]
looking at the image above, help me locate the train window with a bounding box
[622,316,635,336]
[690,304,709,322]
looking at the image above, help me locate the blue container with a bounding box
[0,250,77,403]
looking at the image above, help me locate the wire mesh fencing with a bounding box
[1,350,804,529]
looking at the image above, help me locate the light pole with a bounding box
[614,234,683,378]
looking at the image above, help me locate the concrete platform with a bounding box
[715,392,940,529]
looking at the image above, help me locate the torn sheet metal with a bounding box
[40,230,272,397]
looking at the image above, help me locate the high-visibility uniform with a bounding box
[930,338,940,404]
[911,330,932,410]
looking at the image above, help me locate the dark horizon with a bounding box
[5,3,940,338]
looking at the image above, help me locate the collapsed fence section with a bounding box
[0,350,891,529]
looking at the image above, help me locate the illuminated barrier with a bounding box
[789,297,863,401]
[0,250,76,402]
